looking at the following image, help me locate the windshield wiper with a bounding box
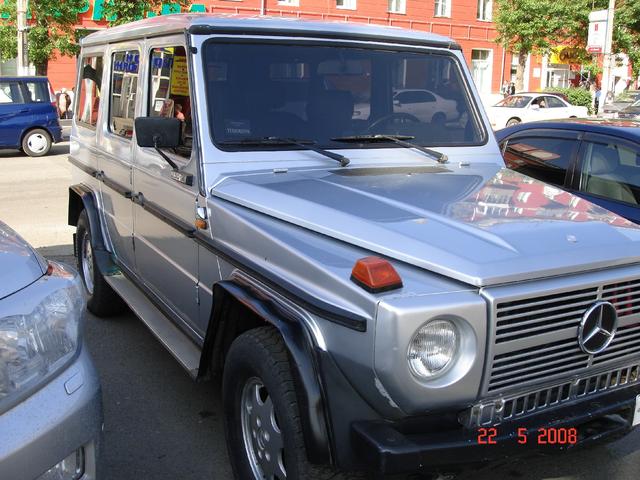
[218,136,349,167]
[331,134,448,164]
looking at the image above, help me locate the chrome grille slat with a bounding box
[486,274,640,394]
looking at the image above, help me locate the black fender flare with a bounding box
[200,280,333,465]
[68,184,116,276]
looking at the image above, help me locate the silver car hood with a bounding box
[0,222,46,299]
[212,163,640,287]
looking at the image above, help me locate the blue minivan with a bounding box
[0,76,63,156]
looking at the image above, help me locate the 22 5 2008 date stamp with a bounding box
[477,427,578,445]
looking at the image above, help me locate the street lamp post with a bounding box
[16,0,28,75]
[601,0,616,104]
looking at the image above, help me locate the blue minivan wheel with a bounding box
[22,128,52,157]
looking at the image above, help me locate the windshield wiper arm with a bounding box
[331,134,448,164]
[219,136,349,167]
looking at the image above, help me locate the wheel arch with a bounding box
[200,280,333,465]
[68,184,115,276]
[20,125,53,145]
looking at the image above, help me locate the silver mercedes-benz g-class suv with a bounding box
[68,14,640,479]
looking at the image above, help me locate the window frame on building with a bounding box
[336,0,356,9]
[434,0,451,18]
[75,54,104,130]
[477,0,492,21]
[388,0,406,14]
[277,0,300,6]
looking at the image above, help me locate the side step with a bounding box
[105,273,201,379]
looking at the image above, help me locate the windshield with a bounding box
[203,41,485,149]
[495,95,531,108]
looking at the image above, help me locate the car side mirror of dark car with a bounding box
[134,117,181,149]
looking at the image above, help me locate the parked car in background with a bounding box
[496,118,640,223]
[487,93,588,129]
[0,76,62,156]
[601,90,640,118]
[0,220,102,479]
[616,98,640,120]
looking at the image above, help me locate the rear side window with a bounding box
[23,81,49,103]
[503,135,577,186]
[0,82,24,104]
[76,56,103,128]
[109,50,140,139]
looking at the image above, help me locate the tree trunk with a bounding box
[516,50,528,92]
[35,61,47,77]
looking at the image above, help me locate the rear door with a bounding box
[544,95,570,120]
[22,79,57,129]
[0,81,28,147]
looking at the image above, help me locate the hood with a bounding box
[212,163,640,287]
[0,221,46,299]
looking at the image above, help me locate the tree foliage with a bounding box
[103,1,190,26]
[0,0,86,75]
[494,0,587,90]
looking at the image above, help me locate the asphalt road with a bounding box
[2,146,640,479]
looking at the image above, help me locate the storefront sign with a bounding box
[549,47,584,65]
[587,10,607,54]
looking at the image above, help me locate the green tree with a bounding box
[613,0,640,80]
[494,0,587,90]
[102,1,190,26]
[0,0,87,75]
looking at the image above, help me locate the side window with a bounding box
[579,140,640,205]
[148,46,192,158]
[545,96,565,108]
[0,82,24,104]
[503,135,577,186]
[76,56,103,128]
[109,50,140,139]
[23,82,49,103]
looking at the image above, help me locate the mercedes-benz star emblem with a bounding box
[578,301,618,355]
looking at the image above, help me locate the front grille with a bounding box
[484,271,640,395]
[465,363,640,428]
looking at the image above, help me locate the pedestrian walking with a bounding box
[508,82,516,95]
[501,81,510,98]
[58,88,71,119]
[595,87,601,115]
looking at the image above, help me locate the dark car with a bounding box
[0,76,63,156]
[617,98,640,120]
[601,90,640,118]
[496,118,640,224]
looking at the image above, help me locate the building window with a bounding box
[336,0,356,9]
[149,46,192,158]
[471,49,493,95]
[388,0,406,14]
[477,0,492,21]
[278,0,299,6]
[109,50,140,139]
[434,0,451,17]
[76,55,103,128]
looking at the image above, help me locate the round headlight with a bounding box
[408,319,459,379]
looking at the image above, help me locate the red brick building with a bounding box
[3,0,554,99]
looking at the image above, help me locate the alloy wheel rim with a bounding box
[81,232,94,295]
[240,377,286,479]
[27,133,47,154]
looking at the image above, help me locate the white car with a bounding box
[487,94,588,129]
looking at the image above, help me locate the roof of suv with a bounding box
[81,13,460,50]
[495,118,640,143]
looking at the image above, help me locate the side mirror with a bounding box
[134,117,181,148]
[530,104,540,110]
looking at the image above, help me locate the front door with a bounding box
[0,80,28,148]
[132,40,201,337]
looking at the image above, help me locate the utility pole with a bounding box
[601,0,616,104]
[16,0,28,75]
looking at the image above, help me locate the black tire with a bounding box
[76,210,126,317]
[506,118,521,127]
[223,326,366,480]
[22,128,52,157]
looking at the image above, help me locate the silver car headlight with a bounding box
[0,263,84,407]
[407,319,459,379]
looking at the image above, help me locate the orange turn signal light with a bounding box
[350,256,403,293]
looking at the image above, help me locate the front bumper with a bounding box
[351,384,640,474]
[0,346,103,480]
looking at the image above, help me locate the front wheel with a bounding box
[22,128,52,157]
[223,326,365,480]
